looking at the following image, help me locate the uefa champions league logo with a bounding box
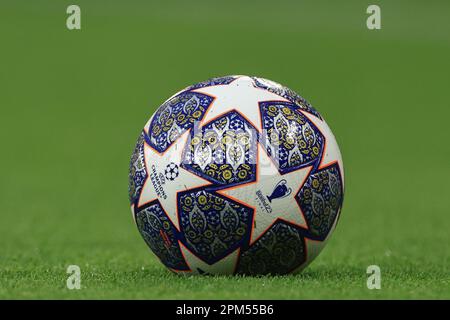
[165,163,179,181]
[266,180,292,202]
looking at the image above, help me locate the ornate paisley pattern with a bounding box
[182,111,257,185]
[179,190,252,264]
[296,164,343,239]
[148,92,214,152]
[252,77,322,119]
[236,222,306,275]
[260,102,324,173]
[128,132,147,204]
[135,203,189,271]
[187,76,236,90]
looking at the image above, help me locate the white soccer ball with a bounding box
[128,75,344,275]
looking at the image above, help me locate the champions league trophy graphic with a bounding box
[267,179,292,202]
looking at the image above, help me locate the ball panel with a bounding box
[296,163,344,240]
[186,75,237,90]
[236,221,307,275]
[182,111,257,186]
[135,202,189,271]
[252,76,322,119]
[148,92,214,153]
[178,190,253,265]
[260,102,325,174]
[128,132,147,204]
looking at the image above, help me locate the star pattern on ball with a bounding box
[192,76,290,131]
[177,241,240,275]
[164,163,179,181]
[217,144,312,245]
[138,130,212,230]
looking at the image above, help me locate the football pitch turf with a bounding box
[1,0,449,299]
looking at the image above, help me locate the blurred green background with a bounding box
[1,0,449,299]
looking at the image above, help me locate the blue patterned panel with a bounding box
[128,132,148,205]
[296,164,343,240]
[148,92,214,153]
[182,111,257,186]
[178,190,253,264]
[260,102,324,174]
[135,203,189,271]
[187,76,236,90]
[252,77,322,119]
[236,222,306,275]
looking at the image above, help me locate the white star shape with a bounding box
[192,76,289,131]
[176,241,240,275]
[217,144,312,245]
[300,111,345,185]
[138,130,211,230]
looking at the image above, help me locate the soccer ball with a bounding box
[128,76,344,275]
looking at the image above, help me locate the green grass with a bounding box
[1,0,450,299]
